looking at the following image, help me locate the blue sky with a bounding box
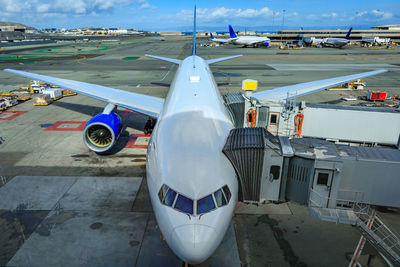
[0,0,398,31]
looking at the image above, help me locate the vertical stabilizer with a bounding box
[210,32,214,39]
[192,5,197,55]
[229,25,237,38]
[345,27,353,39]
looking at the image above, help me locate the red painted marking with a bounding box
[0,111,26,121]
[45,121,87,131]
[121,109,142,116]
[125,133,151,149]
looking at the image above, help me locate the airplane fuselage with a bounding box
[231,36,270,47]
[146,56,238,264]
[322,37,349,48]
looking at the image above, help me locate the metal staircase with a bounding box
[353,203,400,266]
[308,189,400,266]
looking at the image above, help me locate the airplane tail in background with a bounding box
[345,27,352,39]
[210,32,214,39]
[192,5,197,55]
[228,25,237,38]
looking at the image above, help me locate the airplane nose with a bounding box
[170,224,217,264]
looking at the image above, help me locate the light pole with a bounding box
[272,11,275,33]
[281,10,286,43]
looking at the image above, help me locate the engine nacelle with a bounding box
[83,112,122,153]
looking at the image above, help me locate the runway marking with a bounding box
[45,121,87,131]
[125,133,150,149]
[0,110,26,120]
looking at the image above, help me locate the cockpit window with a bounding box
[214,189,227,207]
[163,188,177,207]
[158,184,231,216]
[174,194,194,215]
[197,194,216,214]
[223,185,231,202]
[158,184,169,202]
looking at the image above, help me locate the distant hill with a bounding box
[0,22,36,30]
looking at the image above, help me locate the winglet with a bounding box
[210,32,214,39]
[206,55,242,65]
[228,24,237,39]
[345,27,352,39]
[145,54,181,64]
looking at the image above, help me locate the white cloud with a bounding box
[322,12,337,18]
[175,6,286,22]
[372,9,392,20]
[0,0,155,17]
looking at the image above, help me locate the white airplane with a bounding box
[228,25,270,47]
[209,32,231,44]
[321,27,353,48]
[3,7,387,264]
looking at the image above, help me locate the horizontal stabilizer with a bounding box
[253,69,387,101]
[206,55,242,65]
[145,54,181,64]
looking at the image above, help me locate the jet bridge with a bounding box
[223,91,400,147]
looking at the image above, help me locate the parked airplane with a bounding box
[3,7,387,265]
[228,25,270,47]
[209,32,232,44]
[321,27,353,48]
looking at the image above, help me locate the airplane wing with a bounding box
[4,69,164,118]
[253,69,387,101]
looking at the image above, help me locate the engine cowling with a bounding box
[83,112,122,153]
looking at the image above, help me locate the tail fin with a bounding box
[345,27,352,39]
[192,5,197,55]
[228,24,237,38]
[210,32,214,39]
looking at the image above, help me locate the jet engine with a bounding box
[83,112,122,153]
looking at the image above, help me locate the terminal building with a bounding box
[0,22,41,42]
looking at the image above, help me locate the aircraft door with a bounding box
[312,169,334,208]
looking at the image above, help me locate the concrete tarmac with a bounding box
[1,37,399,266]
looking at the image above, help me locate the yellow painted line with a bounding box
[216,71,231,84]
[76,56,87,64]
[177,45,185,59]
[156,253,169,257]
[160,66,167,69]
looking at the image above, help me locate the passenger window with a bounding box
[197,195,216,214]
[174,194,194,215]
[163,188,177,207]
[222,185,231,202]
[214,189,227,207]
[158,184,169,202]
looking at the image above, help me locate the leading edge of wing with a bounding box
[253,69,387,101]
[4,69,164,118]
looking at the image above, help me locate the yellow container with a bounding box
[242,79,258,91]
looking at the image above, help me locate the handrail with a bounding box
[309,188,365,209]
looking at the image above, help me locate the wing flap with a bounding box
[253,69,387,101]
[4,69,164,118]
